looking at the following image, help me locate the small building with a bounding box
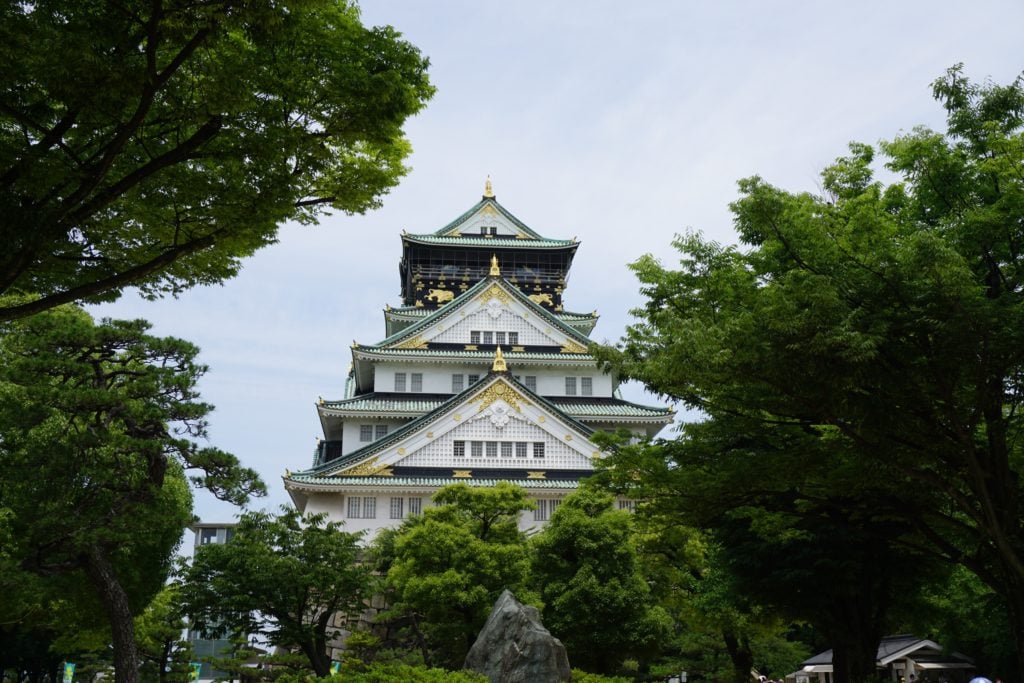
[791,635,975,683]
[188,523,238,682]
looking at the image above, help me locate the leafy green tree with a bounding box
[598,66,1024,679]
[530,488,671,674]
[136,585,193,683]
[380,483,536,668]
[0,305,264,683]
[0,0,434,321]
[180,507,371,677]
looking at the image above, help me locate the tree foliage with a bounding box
[597,65,1024,680]
[530,488,671,674]
[379,483,536,669]
[0,305,264,683]
[180,507,372,677]
[0,0,434,321]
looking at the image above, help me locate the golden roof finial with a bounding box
[492,346,507,373]
[483,175,494,198]
[489,254,500,276]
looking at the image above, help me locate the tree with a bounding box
[0,305,264,683]
[135,585,194,683]
[530,488,671,674]
[379,483,536,668]
[598,66,1024,679]
[0,0,434,321]
[180,507,372,677]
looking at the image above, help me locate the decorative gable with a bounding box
[324,374,598,477]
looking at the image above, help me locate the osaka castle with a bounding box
[283,179,674,537]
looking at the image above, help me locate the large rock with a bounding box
[464,590,571,683]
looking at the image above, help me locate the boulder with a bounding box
[464,590,571,683]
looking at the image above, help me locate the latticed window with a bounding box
[618,500,636,512]
[363,497,376,519]
[375,425,388,440]
[533,442,545,458]
[565,377,577,395]
[394,372,406,392]
[359,425,373,442]
[390,497,404,519]
[470,331,481,344]
[516,442,528,458]
[471,442,483,458]
[524,376,536,391]
[486,441,498,458]
[453,440,465,457]
[411,373,423,392]
[468,374,480,386]
[495,331,506,345]
[534,499,549,522]
[501,442,513,458]
[409,497,422,515]
[581,377,593,396]
[483,331,494,344]
[452,374,464,392]
[508,332,519,345]
[347,497,361,518]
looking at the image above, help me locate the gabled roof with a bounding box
[801,635,974,669]
[294,371,597,479]
[374,275,594,351]
[434,197,544,239]
[384,304,599,337]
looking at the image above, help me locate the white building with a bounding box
[284,181,673,537]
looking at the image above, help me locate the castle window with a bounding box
[347,497,362,518]
[533,442,545,458]
[516,442,528,458]
[411,373,423,392]
[390,497,404,519]
[470,331,481,344]
[482,331,493,345]
[524,376,536,391]
[471,442,483,458]
[565,377,577,396]
[468,374,480,386]
[452,374,464,392]
[363,497,376,519]
[394,372,406,392]
[495,331,506,345]
[409,497,422,515]
[508,332,519,345]
[375,425,388,440]
[534,499,559,522]
[501,442,513,458]
[618,500,636,512]
[359,425,373,442]
[581,377,593,396]
[454,440,465,458]
[486,441,498,458]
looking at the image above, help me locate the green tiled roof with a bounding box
[387,305,596,324]
[355,346,595,363]
[433,197,545,239]
[321,394,673,420]
[405,234,575,249]
[287,475,581,489]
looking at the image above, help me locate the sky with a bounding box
[92,0,1024,526]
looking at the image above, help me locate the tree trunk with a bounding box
[83,545,139,683]
[722,629,754,683]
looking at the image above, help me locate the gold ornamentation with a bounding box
[527,471,546,480]
[426,288,454,304]
[483,175,494,198]
[483,284,511,304]
[511,345,525,352]
[464,344,478,351]
[397,448,406,456]
[395,335,428,350]
[538,415,546,423]
[415,300,424,307]
[492,346,507,373]
[427,432,434,439]
[481,204,498,216]
[489,254,500,276]
[560,340,588,354]
[344,457,393,477]
[565,434,573,441]
[473,380,531,414]
[454,413,462,421]
[453,469,472,478]
[529,293,553,306]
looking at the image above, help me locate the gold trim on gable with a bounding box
[560,340,588,354]
[395,335,428,349]
[453,470,472,478]
[343,457,393,477]
[526,471,546,480]
[483,284,512,305]
[473,381,531,414]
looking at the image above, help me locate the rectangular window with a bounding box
[470,331,481,344]
[534,499,548,522]
[468,374,480,386]
[409,497,422,515]
[394,372,406,392]
[359,425,373,442]
[482,331,494,345]
[508,332,519,345]
[550,499,561,516]
[581,377,593,396]
[347,497,361,518]
[516,442,528,458]
[495,331,506,346]
[480,226,488,235]
[565,377,577,395]
[533,442,545,458]
[486,441,498,458]
[471,441,483,458]
[363,497,376,519]
[524,376,536,391]
[618,500,636,512]
[411,373,423,392]
[489,226,498,236]
[375,425,388,440]
[454,440,465,458]
[390,497,404,519]
[501,442,513,458]
[452,374,464,392]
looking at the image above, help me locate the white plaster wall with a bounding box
[340,418,406,456]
